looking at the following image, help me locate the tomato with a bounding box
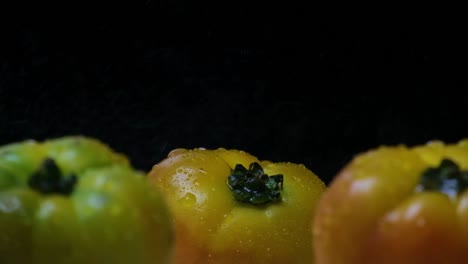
[313,139,468,264]
[147,147,326,264]
[0,136,173,264]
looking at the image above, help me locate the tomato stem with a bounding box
[416,158,468,197]
[28,158,77,195]
[227,162,283,205]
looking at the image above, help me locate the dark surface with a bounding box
[1,20,467,185]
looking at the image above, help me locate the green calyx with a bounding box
[28,158,77,195]
[227,162,283,205]
[416,158,468,197]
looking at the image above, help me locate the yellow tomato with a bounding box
[147,147,326,264]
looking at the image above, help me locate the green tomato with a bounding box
[0,136,173,264]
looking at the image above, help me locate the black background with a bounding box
[1,15,467,185]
